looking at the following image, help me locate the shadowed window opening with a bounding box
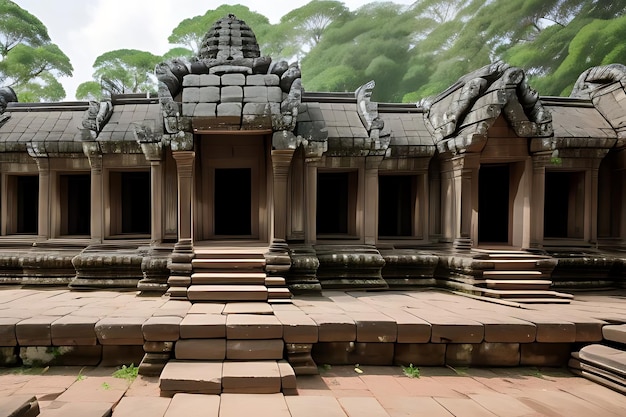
[61,174,90,235]
[379,175,414,237]
[214,168,251,235]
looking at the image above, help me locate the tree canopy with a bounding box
[72,0,626,103]
[0,0,72,101]
[76,49,161,100]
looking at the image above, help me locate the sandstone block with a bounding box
[221,73,246,86]
[216,103,242,118]
[199,86,220,103]
[182,103,196,117]
[309,314,356,342]
[246,74,266,86]
[0,395,39,417]
[51,315,98,345]
[268,86,283,102]
[16,317,54,346]
[221,86,243,102]
[182,74,200,87]
[393,343,446,366]
[199,74,221,86]
[226,339,284,360]
[0,317,19,346]
[180,314,226,339]
[160,361,222,395]
[264,74,280,86]
[603,324,626,344]
[143,341,174,353]
[175,339,226,360]
[349,312,397,343]
[142,316,181,342]
[95,317,146,345]
[274,311,318,343]
[222,361,281,394]
[226,314,283,339]
[244,86,269,103]
[164,393,220,417]
[21,345,102,366]
[101,345,145,366]
[520,342,571,366]
[182,87,200,103]
[446,342,520,367]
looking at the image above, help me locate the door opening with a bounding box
[214,168,252,236]
[478,164,509,243]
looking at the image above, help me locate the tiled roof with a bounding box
[319,102,369,139]
[0,99,162,154]
[382,112,435,157]
[548,105,616,140]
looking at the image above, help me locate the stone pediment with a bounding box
[156,14,303,151]
[424,62,552,154]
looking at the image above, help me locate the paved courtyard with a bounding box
[1,364,625,416]
[1,287,626,415]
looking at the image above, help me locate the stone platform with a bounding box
[0,288,623,372]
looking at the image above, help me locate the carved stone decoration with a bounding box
[355,80,383,132]
[81,100,113,138]
[0,86,17,113]
[424,61,552,154]
[155,60,189,99]
[570,64,626,98]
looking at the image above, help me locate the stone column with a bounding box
[34,157,50,241]
[449,153,479,251]
[364,157,382,245]
[172,151,195,248]
[83,142,103,243]
[530,155,548,248]
[270,149,295,242]
[305,163,317,244]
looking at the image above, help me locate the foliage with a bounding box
[112,363,138,382]
[0,0,72,101]
[270,1,350,60]
[71,0,626,103]
[168,5,271,55]
[76,49,161,98]
[402,363,420,378]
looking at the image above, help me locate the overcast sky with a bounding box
[14,0,415,100]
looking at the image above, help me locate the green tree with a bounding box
[76,49,161,99]
[302,2,414,102]
[0,0,73,101]
[168,5,272,55]
[273,1,350,59]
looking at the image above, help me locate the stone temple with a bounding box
[0,14,625,303]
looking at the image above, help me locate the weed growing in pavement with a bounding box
[402,363,420,378]
[75,367,86,381]
[319,364,332,372]
[101,382,110,390]
[112,363,138,382]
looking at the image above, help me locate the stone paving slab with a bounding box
[1,365,625,416]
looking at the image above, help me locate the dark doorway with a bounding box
[62,174,90,235]
[378,175,413,237]
[121,172,150,234]
[214,168,251,235]
[16,176,38,234]
[478,164,509,243]
[544,171,584,238]
[317,172,351,235]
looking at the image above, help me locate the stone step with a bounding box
[265,276,287,287]
[0,395,39,417]
[474,251,551,260]
[480,287,573,300]
[187,285,268,302]
[603,324,626,345]
[502,297,572,304]
[268,287,293,300]
[191,272,267,285]
[482,259,543,270]
[159,360,296,396]
[578,344,626,378]
[192,258,266,271]
[483,279,552,290]
[482,270,544,278]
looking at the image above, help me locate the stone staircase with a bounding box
[570,324,626,394]
[440,249,573,303]
[159,247,296,396]
[187,248,292,303]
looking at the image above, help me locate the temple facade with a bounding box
[0,15,624,302]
